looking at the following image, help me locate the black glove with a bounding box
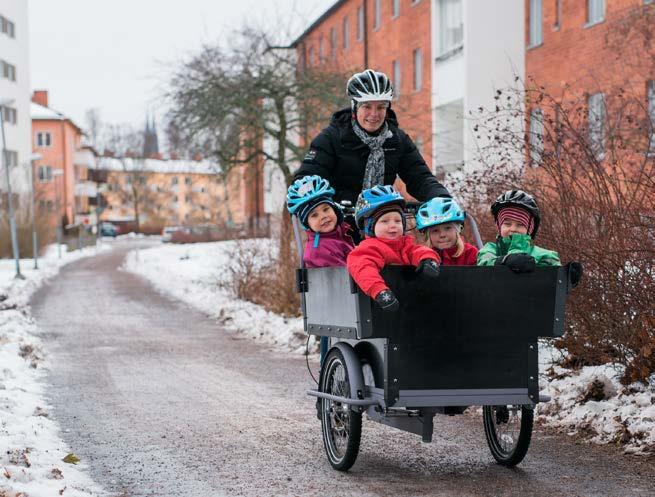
[498,253,536,273]
[416,259,440,280]
[375,289,399,312]
[569,261,583,288]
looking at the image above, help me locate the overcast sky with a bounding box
[29,0,333,136]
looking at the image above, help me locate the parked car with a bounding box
[162,226,185,242]
[99,222,118,237]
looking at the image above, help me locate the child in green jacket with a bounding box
[477,190,560,272]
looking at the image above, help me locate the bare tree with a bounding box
[84,108,102,149]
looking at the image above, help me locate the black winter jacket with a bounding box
[294,108,450,205]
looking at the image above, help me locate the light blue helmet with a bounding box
[286,175,343,230]
[415,197,465,232]
[354,185,406,236]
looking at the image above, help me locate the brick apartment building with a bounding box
[525,0,655,163]
[31,90,94,229]
[290,0,653,180]
[292,0,433,171]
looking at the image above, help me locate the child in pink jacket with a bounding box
[287,175,354,268]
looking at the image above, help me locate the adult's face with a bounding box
[355,101,389,133]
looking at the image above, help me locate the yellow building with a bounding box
[96,157,258,233]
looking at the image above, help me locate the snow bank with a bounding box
[123,240,313,355]
[538,343,655,455]
[1,244,108,496]
[126,240,654,455]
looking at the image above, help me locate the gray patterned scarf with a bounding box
[351,119,393,189]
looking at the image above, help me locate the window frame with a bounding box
[528,0,543,48]
[373,0,381,30]
[412,48,423,91]
[36,131,52,148]
[588,92,606,160]
[392,0,400,18]
[437,0,464,57]
[342,16,349,49]
[585,0,606,27]
[38,165,53,183]
[330,27,337,59]
[392,59,401,100]
[529,108,544,167]
[357,6,364,41]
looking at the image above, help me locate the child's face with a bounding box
[374,211,404,240]
[307,203,338,233]
[499,219,529,237]
[428,223,459,250]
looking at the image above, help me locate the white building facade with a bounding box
[0,0,31,196]
[431,0,525,175]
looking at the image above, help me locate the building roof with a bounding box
[291,0,344,47]
[96,157,221,175]
[31,102,84,133]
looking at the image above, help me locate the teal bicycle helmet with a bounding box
[354,185,406,236]
[286,175,343,230]
[416,197,465,232]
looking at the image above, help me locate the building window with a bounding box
[529,108,544,166]
[330,28,337,58]
[1,105,17,124]
[374,0,381,30]
[185,176,192,185]
[3,150,17,168]
[588,93,605,159]
[529,0,543,46]
[342,16,349,49]
[172,176,178,185]
[645,0,654,4]
[647,81,655,152]
[392,0,400,18]
[139,176,146,185]
[185,194,191,203]
[411,0,421,4]
[319,37,325,63]
[1,60,16,81]
[125,175,132,186]
[0,16,15,38]
[438,0,463,56]
[357,6,364,41]
[586,0,605,25]
[38,165,53,182]
[36,132,52,147]
[309,47,315,66]
[553,0,562,30]
[392,60,401,99]
[413,48,422,91]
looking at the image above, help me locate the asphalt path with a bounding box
[30,242,655,497]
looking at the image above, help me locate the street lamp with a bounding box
[52,168,64,259]
[0,97,24,279]
[29,153,42,269]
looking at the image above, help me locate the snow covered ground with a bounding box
[126,239,654,456]
[1,244,109,497]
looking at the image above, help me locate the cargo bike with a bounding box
[292,210,578,471]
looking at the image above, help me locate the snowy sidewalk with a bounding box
[126,239,654,456]
[1,244,109,497]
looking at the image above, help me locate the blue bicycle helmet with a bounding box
[286,175,343,230]
[354,185,406,236]
[416,197,466,232]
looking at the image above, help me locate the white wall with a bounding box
[462,0,525,168]
[0,0,31,196]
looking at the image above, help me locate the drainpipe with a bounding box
[363,0,369,67]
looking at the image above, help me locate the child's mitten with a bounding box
[498,253,536,273]
[416,259,440,280]
[374,289,399,312]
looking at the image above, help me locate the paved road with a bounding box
[31,242,655,497]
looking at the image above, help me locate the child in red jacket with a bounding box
[347,186,440,312]
[415,197,478,265]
